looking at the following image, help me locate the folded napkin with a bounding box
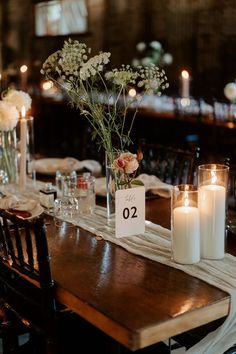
[95,177,107,196]
[0,194,19,209]
[35,157,102,175]
[136,174,172,198]
[59,157,80,173]
[77,159,102,176]
[95,174,172,198]
[0,193,37,212]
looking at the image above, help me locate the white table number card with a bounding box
[115,186,145,238]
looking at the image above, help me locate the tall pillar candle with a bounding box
[171,185,200,264]
[19,106,27,189]
[198,164,229,260]
[198,185,226,259]
[181,70,190,98]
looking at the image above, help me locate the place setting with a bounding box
[0,191,44,219]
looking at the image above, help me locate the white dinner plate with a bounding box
[26,203,44,219]
[7,197,44,220]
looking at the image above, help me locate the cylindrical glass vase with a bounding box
[198,164,229,260]
[171,184,200,264]
[0,129,18,184]
[105,150,121,219]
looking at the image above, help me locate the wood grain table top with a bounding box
[44,197,234,350]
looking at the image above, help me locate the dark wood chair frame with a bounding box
[0,210,58,354]
[138,140,200,185]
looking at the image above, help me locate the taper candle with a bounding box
[19,105,27,189]
[181,70,190,98]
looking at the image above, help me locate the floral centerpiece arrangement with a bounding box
[0,89,32,183]
[132,41,173,68]
[41,39,168,213]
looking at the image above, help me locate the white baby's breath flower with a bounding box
[141,57,153,67]
[41,39,168,157]
[149,41,162,51]
[132,40,173,69]
[2,89,32,113]
[0,101,19,131]
[136,42,146,52]
[131,58,140,68]
[162,53,173,65]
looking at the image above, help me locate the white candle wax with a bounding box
[172,206,200,264]
[198,185,226,259]
[19,117,27,189]
[181,70,190,98]
[20,65,28,90]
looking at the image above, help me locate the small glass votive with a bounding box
[56,170,77,197]
[171,184,200,264]
[198,164,229,260]
[75,173,96,215]
[53,197,79,228]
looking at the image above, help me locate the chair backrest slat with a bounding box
[138,140,200,185]
[13,221,24,267]
[2,217,16,264]
[0,210,56,332]
[25,225,34,271]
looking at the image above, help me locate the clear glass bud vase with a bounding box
[105,149,141,219]
[105,150,120,219]
[0,129,18,183]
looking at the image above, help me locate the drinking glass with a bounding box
[75,173,96,215]
[53,197,79,228]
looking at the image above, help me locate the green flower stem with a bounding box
[0,130,17,183]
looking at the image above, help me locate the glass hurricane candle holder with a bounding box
[171,184,200,264]
[198,164,229,260]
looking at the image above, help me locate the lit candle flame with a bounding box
[21,105,26,118]
[211,170,217,184]
[181,70,189,79]
[20,65,28,73]
[43,81,53,90]
[128,88,137,97]
[184,191,189,207]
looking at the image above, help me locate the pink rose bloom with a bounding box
[112,158,125,172]
[119,152,139,174]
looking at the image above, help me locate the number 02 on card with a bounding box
[115,186,145,238]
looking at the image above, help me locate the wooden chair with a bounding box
[0,210,62,353]
[0,210,173,354]
[0,210,107,354]
[138,140,200,185]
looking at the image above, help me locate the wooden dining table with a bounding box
[44,196,235,351]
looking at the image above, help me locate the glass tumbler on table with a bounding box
[54,172,79,227]
[75,173,95,215]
